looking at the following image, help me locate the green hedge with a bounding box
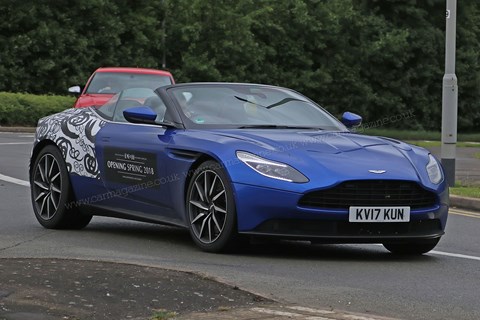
[0,92,74,127]
[2,1,480,132]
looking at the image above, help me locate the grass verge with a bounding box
[361,128,480,142]
[151,309,177,320]
[450,186,480,198]
[406,141,480,148]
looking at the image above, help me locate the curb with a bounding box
[0,126,36,133]
[450,195,480,211]
[177,304,400,320]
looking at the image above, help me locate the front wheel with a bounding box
[186,161,238,252]
[30,145,92,229]
[383,238,440,255]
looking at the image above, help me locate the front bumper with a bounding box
[233,182,448,242]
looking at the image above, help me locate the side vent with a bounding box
[167,149,202,161]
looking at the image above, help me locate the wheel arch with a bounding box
[30,140,59,178]
[183,154,240,252]
[30,141,92,229]
[182,152,236,207]
[183,154,216,204]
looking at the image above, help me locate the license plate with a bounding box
[349,206,410,222]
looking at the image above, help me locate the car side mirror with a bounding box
[123,106,157,124]
[68,85,82,95]
[341,112,362,129]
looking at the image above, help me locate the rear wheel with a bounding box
[30,145,92,229]
[186,161,238,252]
[383,238,440,255]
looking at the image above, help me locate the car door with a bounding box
[94,89,180,223]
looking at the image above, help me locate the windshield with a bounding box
[168,84,345,130]
[86,72,172,94]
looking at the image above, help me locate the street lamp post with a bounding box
[162,18,166,69]
[161,0,167,69]
[441,0,458,186]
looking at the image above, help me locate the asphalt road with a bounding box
[1,132,479,320]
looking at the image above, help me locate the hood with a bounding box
[196,129,433,188]
[214,129,409,153]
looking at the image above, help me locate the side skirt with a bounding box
[80,204,187,229]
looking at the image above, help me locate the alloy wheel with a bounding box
[188,169,228,244]
[32,153,62,220]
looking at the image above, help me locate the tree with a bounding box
[0,0,478,132]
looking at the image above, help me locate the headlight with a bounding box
[236,151,309,183]
[426,154,443,184]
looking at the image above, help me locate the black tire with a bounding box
[383,238,440,255]
[186,160,239,252]
[30,145,92,229]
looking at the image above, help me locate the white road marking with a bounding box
[18,135,35,138]
[0,142,32,145]
[0,173,30,187]
[368,244,480,262]
[430,250,480,261]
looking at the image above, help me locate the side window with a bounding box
[143,96,167,122]
[94,94,119,120]
[108,88,166,124]
[113,100,144,122]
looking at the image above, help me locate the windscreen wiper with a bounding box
[234,96,267,108]
[266,98,305,109]
[235,96,307,109]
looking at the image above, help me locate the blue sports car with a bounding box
[30,83,448,254]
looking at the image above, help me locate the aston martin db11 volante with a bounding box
[30,83,448,253]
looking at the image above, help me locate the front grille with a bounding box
[299,180,437,209]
